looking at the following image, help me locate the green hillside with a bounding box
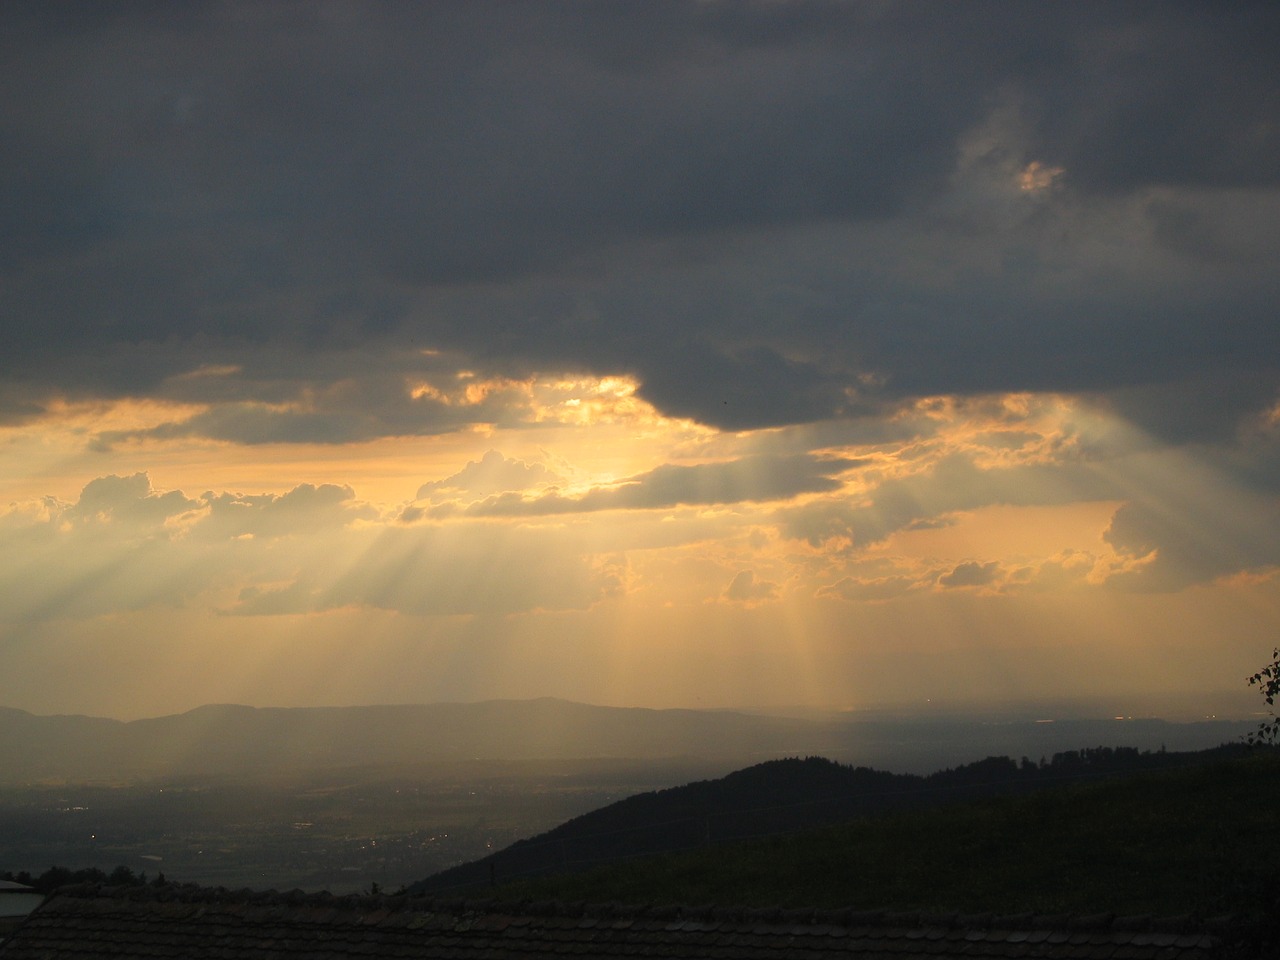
[490,751,1280,919]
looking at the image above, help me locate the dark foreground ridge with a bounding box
[410,746,1258,896]
[0,882,1267,959]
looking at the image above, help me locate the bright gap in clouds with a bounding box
[1,374,712,507]
[0,379,1277,720]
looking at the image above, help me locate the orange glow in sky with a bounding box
[4,4,1279,723]
[2,379,1277,720]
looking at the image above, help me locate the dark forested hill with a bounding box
[407,744,1255,896]
[473,749,1280,920]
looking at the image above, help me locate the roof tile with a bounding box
[0,885,1253,960]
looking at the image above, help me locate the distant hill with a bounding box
[407,745,1258,896]
[0,699,1255,784]
[0,700,824,783]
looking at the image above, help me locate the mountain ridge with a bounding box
[0,699,1255,785]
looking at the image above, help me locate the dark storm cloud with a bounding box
[1094,374,1280,447]
[1027,5,1280,195]
[1102,496,1280,592]
[88,347,539,446]
[2,1,1278,438]
[632,341,853,431]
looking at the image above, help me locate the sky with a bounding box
[2,1,1279,722]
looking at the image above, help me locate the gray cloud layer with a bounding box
[2,1,1278,440]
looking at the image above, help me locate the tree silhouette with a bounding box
[1247,647,1280,745]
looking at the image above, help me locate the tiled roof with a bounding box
[0,884,1262,959]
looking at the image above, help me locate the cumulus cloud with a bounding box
[1002,551,1099,594]
[63,473,201,531]
[0,476,210,621]
[0,472,628,623]
[723,570,778,605]
[196,484,376,540]
[417,450,561,501]
[939,560,1002,589]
